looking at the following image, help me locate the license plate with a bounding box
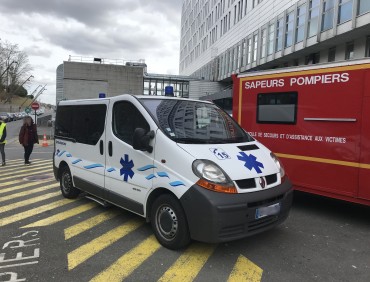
[255,203,281,219]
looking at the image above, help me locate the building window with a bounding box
[285,11,294,47]
[322,0,335,31]
[260,28,267,58]
[358,0,370,15]
[275,18,283,52]
[366,36,370,57]
[252,34,258,62]
[308,0,320,37]
[257,92,298,124]
[296,4,306,43]
[242,39,247,66]
[247,38,252,64]
[305,52,320,64]
[328,47,336,62]
[338,0,353,24]
[345,41,354,60]
[267,23,275,55]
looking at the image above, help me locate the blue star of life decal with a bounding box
[120,154,134,182]
[237,152,264,174]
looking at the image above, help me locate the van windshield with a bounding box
[140,99,253,144]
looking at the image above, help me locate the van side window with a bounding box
[113,102,149,145]
[55,105,106,145]
[257,92,298,124]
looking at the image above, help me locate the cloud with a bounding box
[0,0,183,104]
[23,45,52,57]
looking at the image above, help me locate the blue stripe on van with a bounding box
[169,181,185,187]
[137,164,156,171]
[84,164,104,169]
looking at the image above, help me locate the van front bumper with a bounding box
[179,178,293,243]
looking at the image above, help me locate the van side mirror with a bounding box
[133,128,155,153]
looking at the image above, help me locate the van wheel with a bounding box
[151,194,191,250]
[60,166,80,199]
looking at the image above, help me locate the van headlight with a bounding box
[270,152,285,178]
[192,160,237,193]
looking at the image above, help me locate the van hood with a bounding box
[177,141,279,180]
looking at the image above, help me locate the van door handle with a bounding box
[108,141,113,156]
[99,140,104,155]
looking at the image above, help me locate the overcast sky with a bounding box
[0,0,183,105]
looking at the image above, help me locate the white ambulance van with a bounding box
[53,94,293,249]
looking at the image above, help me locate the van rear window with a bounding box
[257,92,297,124]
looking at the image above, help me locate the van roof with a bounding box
[58,94,213,105]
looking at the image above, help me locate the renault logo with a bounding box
[259,177,266,188]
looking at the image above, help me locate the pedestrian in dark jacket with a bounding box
[0,116,7,166]
[19,116,39,165]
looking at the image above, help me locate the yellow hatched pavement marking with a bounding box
[158,243,216,282]
[0,162,52,177]
[91,235,161,282]
[0,167,53,181]
[68,219,144,270]
[0,191,61,214]
[0,198,77,227]
[0,158,51,167]
[22,202,98,228]
[227,255,263,282]
[0,183,59,202]
[0,180,57,194]
[1,159,44,165]
[64,210,121,240]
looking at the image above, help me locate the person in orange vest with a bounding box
[19,116,39,165]
[0,116,7,166]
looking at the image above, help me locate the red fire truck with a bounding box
[232,59,370,206]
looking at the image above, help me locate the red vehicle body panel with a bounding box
[233,60,370,206]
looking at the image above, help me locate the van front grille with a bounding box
[235,178,256,189]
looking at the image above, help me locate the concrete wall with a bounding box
[61,61,145,101]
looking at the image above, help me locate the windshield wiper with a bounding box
[174,138,210,144]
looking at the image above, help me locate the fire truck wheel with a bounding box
[151,194,191,250]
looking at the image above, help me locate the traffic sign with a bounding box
[31,102,40,110]
[25,107,32,114]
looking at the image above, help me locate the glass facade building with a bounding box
[179,0,370,85]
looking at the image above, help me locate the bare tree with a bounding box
[0,40,33,103]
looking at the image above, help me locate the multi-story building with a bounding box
[179,0,370,93]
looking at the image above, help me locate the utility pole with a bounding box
[29,84,47,105]
[19,84,42,110]
[4,74,34,104]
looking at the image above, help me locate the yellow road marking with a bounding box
[0,168,53,181]
[159,243,216,282]
[90,235,161,282]
[0,183,59,202]
[22,202,97,228]
[64,210,121,240]
[0,163,52,177]
[228,255,263,282]
[68,219,143,270]
[276,153,370,169]
[0,191,61,213]
[0,198,77,227]
[0,159,43,164]
[0,180,57,195]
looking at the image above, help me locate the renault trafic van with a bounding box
[54,94,292,249]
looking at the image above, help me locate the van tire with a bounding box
[151,194,191,250]
[60,166,80,199]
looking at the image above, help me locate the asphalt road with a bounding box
[0,121,369,282]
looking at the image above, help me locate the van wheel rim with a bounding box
[62,173,71,193]
[156,205,178,240]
